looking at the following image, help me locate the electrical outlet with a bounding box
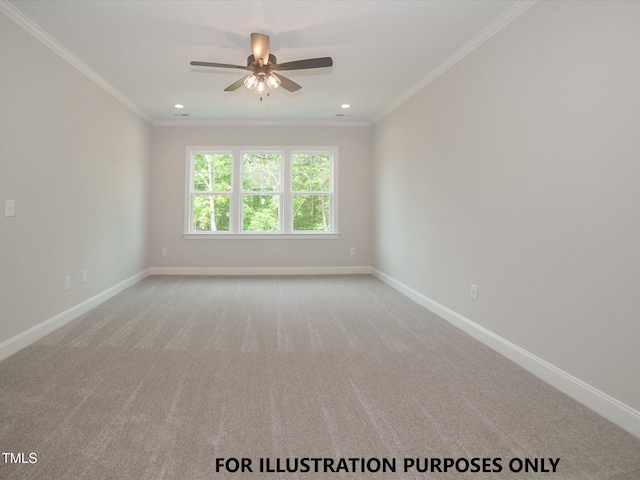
[470,284,478,301]
[5,200,15,217]
[349,247,356,256]
[64,276,71,291]
[82,271,88,283]
[161,248,168,257]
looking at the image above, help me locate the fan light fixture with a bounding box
[244,73,280,96]
[256,76,267,94]
[266,74,281,89]
[244,74,259,89]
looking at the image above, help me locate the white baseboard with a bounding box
[150,266,372,276]
[0,269,150,362]
[4,266,637,439]
[371,268,640,440]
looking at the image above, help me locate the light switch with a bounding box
[5,200,15,217]
[470,284,478,301]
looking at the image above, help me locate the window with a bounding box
[192,153,232,232]
[291,153,332,231]
[185,147,338,238]
[242,153,282,232]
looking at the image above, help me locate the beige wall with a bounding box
[150,125,373,270]
[373,0,640,411]
[2,0,637,426]
[0,13,152,346]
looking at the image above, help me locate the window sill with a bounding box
[183,232,340,240]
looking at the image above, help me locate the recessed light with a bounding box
[174,104,184,109]
[341,104,351,109]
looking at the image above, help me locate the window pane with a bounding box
[243,195,280,232]
[243,154,282,192]
[312,154,331,191]
[194,154,232,192]
[291,153,330,192]
[292,194,331,231]
[193,194,230,231]
[291,154,312,191]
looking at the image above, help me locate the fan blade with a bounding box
[190,61,252,71]
[272,73,301,92]
[251,33,270,66]
[224,76,249,91]
[274,57,333,71]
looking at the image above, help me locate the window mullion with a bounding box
[282,149,291,233]
[186,152,194,233]
[232,149,242,233]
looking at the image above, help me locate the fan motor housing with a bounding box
[247,54,277,68]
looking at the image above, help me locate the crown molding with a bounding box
[153,119,372,128]
[0,0,153,124]
[2,0,537,129]
[372,0,538,124]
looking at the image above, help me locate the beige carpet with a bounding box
[1,275,639,479]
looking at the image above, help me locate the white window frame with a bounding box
[184,146,339,239]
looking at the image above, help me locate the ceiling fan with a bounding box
[190,33,333,99]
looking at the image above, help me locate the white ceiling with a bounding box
[8,0,519,125]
